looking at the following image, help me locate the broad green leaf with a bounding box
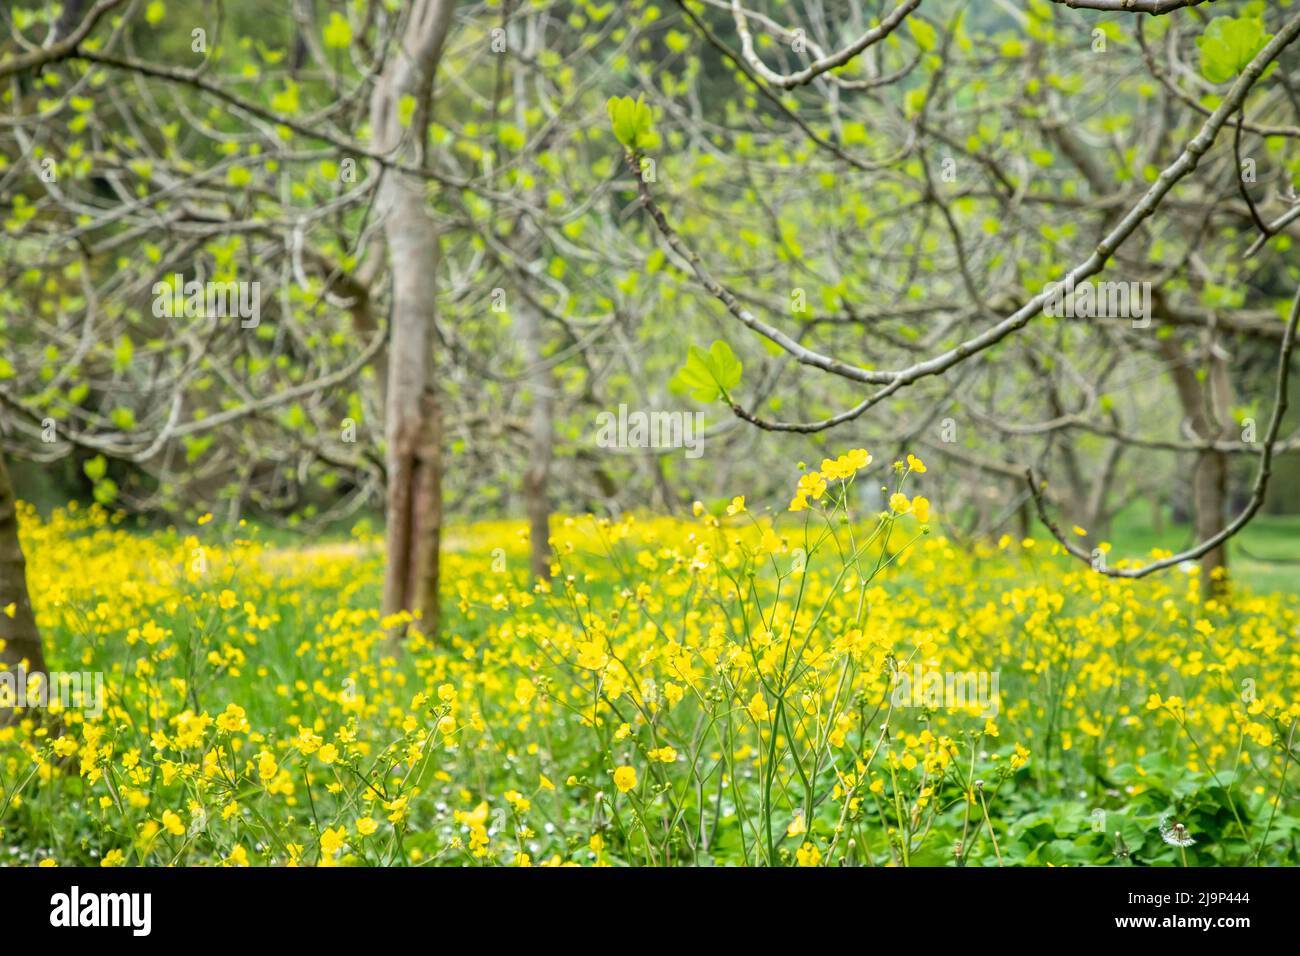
[1198,16,1271,84]
[708,339,742,392]
[672,340,742,402]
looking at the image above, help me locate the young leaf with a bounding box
[606,94,657,150]
[708,339,742,393]
[672,345,720,402]
[672,340,743,402]
[1198,16,1271,85]
[323,12,353,50]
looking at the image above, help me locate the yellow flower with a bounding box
[845,448,871,470]
[1010,743,1031,771]
[795,842,822,867]
[726,496,746,516]
[821,448,872,481]
[317,743,339,765]
[356,817,379,836]
[514,677,536,705]
[256,751,278,781]
[906,453,927,473]
[911,495,930,523]
[889,492,910,514]
[161,810,185,836]
[216,703,249,734]
[320,827,345,855]
[218,589,237,610]
[613,765,637,793]
[647,746,677,763]
[789,471,828,512]
[820,457,852,481]
[385,796,409,823]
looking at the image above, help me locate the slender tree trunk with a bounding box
[1159,335,1235,598]
[1192,443,1229,592]
[0,448,46,702]
[1196,344,1236,596]
[1082,436,1125,542]
[517,300,553,581]
[371,0,455,634]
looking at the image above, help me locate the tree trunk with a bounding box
[1159,335,1235,598]
[517,300,553,581]
[0,448,47,697]
[371,0,455,635]
[1192,443,1229,593]
[1196,343,1235,597]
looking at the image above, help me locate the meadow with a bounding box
[3,453,1298,868]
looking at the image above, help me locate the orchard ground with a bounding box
[3,455,1299,867]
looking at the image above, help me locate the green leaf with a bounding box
[671,340,742,403]
[908,18,937,53]
[323,12,353,50]
[606,94,657,150]
[397,93,417,128]
[708,339,742,392]
[84,454,107,481]
[93,477,118,506]
[271,81,301,115]
[607,95,636,147]
[183,435,213,464]
[1198,16,1271,85]
[112,335,133,372]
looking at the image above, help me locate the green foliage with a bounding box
[673,340,742,403]
[322,12,352,50]
[1198,16,1272,84]
[83,454,117,504]
[606,94,658,151]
